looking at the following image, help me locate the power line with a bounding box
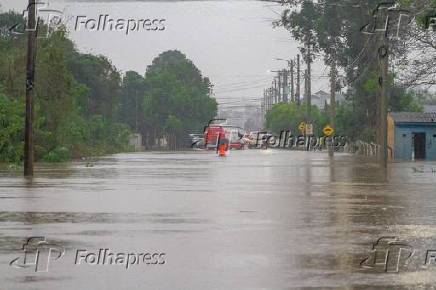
[215,83,269,93]
[218,98,263,105]
[213,78,272,90]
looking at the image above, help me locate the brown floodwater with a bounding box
[1,150,436,289]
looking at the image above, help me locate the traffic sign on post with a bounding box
[323,124,334,136]
[305,123,313,135]
[298,122,306,134]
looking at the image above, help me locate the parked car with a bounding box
[188,133,205,149]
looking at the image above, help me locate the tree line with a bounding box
[0,11,217,164]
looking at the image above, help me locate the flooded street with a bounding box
[1,150,436,289]
[1,0,434,288]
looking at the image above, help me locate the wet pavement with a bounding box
[1,149,436,289]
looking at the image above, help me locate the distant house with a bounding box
[387,112,436,161]
[302,90,345,110]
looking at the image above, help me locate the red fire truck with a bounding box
[203,119,244,150]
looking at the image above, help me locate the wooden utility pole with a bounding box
[262,89,268,112]
[266,89,269,112]
[304,69,308,102]
[306,44,312,118]
[378,37,389,168]
[24,0,38,176]
[135,91,139,132]
[273,79,278,104]
[328,61,337,157]
[282,69,288,103]
[296,54,300,105]
[277,72,282,103]
[290,60,294,103]
[266,88,269,110]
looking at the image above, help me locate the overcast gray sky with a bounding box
[0,0,329,108]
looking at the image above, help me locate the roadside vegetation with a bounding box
[0,11,217,164]
[266,0,436,140]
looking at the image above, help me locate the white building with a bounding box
[302,90,345,110]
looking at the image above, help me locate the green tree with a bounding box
[276,0,431,143]
[119,71,146,132]
[0,11,132,164]
[142,50,217,149]
[0,91,23,163]
[67,53,121,120]
[266,102,327,136]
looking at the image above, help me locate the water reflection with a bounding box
[1,150,436,289]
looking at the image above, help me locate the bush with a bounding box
[42,146,71,162]
[0,93,24,164]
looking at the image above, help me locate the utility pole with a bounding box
[296,54,301,105]
[265,89,268,112]
[290,60,294,103]
[266,88,270,110]
[306,44,312,119]
[328,61,337,157]
[261,89,266,126]
[263,89,266,114]
[277,72,282,103]
[273,79,278,104]
[135,91,139,132]
[24,0,38,177]
[266,88,269,110]
[304,69,308,103]
[266,88,269,111]
[378,36,389,168]
[282,69,288,103]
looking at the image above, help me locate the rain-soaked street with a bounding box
[1,150,436,289]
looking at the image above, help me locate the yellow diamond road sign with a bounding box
[298,122,306,133]
[323,125,334,136]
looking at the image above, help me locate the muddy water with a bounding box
[1,150,436,289]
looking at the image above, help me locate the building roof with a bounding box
[391,112,436,123]
[313,90,329,97]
